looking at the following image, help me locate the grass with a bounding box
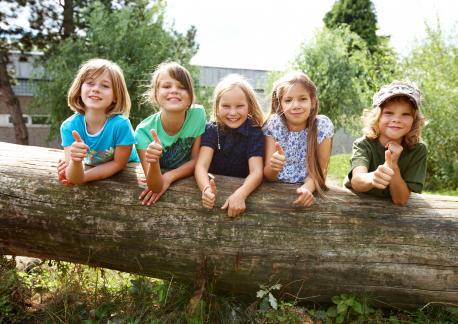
[327,153,351,185]
[2,257,457,323]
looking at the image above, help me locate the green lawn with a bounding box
[328,153,351,185]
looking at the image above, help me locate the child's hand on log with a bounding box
[57,158,72,186]
[293,186,315,207]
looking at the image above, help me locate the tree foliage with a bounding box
[402,25,458,190]
[323,0,379,52]
[293,26,398,133]
[33,0,198,137]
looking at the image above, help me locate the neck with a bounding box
[85,110,108,134]
[160,110,186,135]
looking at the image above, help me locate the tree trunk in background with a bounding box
[0,51,28,145]
[0,142,457,308]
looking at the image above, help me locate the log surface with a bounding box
[0,141,457,307]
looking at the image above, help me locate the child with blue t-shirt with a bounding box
[135,62,206,205]
[263,72,334,207]
[58,58,139,185]
[195,74,265,218]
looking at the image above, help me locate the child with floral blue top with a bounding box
[195,74,265,217]
[263,72,334,207]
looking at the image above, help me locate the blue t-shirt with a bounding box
[263,114,334,183]
[201,118,265,178]
[61,113,139,166]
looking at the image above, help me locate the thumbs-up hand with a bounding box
[202,176,217,209]
[270,141,286,172]
[146,129,162,164]
[371,149,395,189]
[70,130,88,162]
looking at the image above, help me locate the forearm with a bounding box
[146,162,163,192]
[388,167,411,205]
[301,176,316,193]
[351,172,375,192]
[82,160,128,183]
[195,163,210,191]
[234,170,263,199]
[263,164,280,182]
[66,161,85,184]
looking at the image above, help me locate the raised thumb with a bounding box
[275,142,285,155]
[150,129,161,145]
[210,178,217,194]
[385,149,393,168]
[72,130,83,143]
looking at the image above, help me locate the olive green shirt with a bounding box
[344,137,427,198]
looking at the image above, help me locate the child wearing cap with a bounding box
[344,81,427,205]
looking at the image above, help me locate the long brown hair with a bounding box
[268,71,328,193]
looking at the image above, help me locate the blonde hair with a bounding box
[144,61,194,109]
[268,71,327,193]
[211,74,264,127]
[67,58,131,116]
[362,96,426,150]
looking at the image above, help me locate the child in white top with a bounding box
[263,71,334,207]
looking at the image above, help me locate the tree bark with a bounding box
[0,142,456,308]
[0,51,29,145]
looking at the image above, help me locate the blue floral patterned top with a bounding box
[263,114,334,183]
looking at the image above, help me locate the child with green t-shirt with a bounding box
[135,62,206,205]
[344,81,427,205]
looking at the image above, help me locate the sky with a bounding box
[164,0,458,71]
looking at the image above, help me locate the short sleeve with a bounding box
[60,121,74,147]
[247,126,265,158]
[201,122,218,150]
[262,114,286,141]
[316,115,334,144]
[115,118,136,146]
[345,138,371,187]
[403,143,428,193]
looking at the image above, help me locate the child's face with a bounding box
[156,72,191,113]
[378,100,414,145]
[81,71,115,113]
[280,83,312,131]
[217,86,249,129]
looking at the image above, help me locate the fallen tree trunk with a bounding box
[0,141,457,308]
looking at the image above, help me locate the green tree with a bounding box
[33,0,198,137]
[324,0,379,52]
[402,25,458,190]
[293,27,374,133]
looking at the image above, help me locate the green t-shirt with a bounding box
[135,105,206,168]
[344,137,427,198]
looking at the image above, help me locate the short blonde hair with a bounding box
[363,96,426,149]
[144,61,194,109]
[67,58,131,116]
[211,74,264,127]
